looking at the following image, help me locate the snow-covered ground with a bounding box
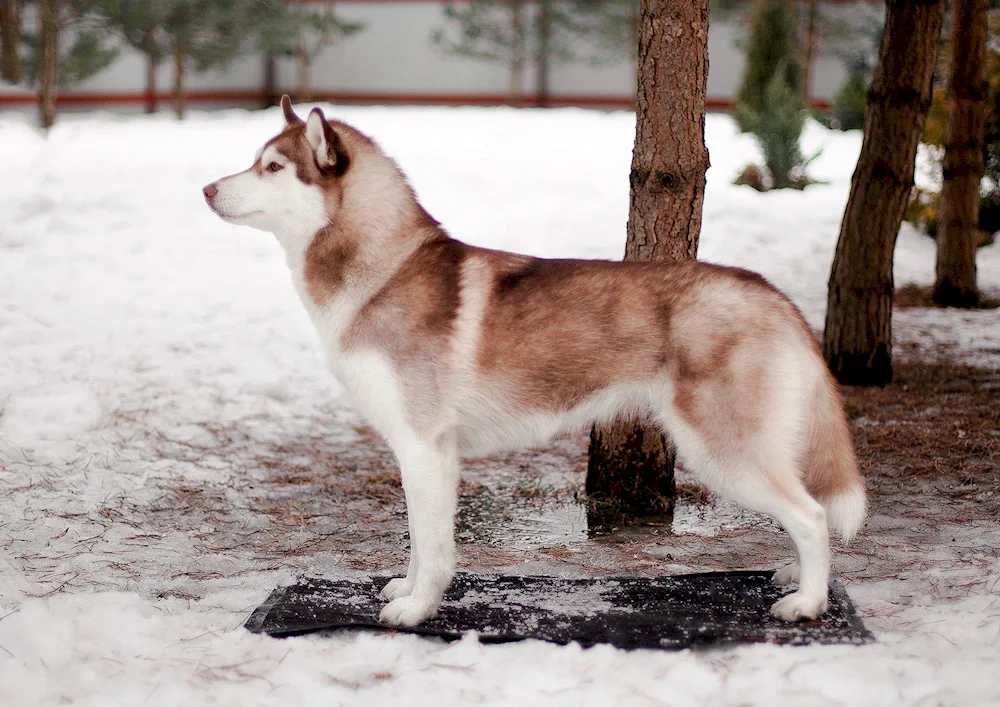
[1,106,998,706]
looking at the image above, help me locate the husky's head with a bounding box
[203,95,350,239]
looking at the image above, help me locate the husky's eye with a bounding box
[266,161,284,173]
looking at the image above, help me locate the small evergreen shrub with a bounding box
[833,69,867,131]
[733,0,810,189]
[740,67,809,190]
[733,0,801,133]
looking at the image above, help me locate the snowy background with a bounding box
[1,106,999,705]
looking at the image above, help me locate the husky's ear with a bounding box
[280,94,302,126]
[305,107,348,175]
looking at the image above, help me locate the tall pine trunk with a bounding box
[296,49,311,102]
[263,53,277,109]
[535,0,551,108]
[822,0,945,386]
[800,0,818,106]
[295,0,312,103]
[933,0,987,308]
[1,0,20,83]
[173,40,186,120]
[38,0,59,130]
[509,0,524,106]
[586,0,710,531]
[145,53,158,114]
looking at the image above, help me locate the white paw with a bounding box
[378,594,440,627]
[772,563,801,587]
[770,591,829,621]
[380,577,414,601]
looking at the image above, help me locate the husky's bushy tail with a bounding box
[803,368,867,543]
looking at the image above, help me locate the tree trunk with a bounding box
[38,0,59,130]
[822,0,945,386]
[933,0,987,308]
[263,53,277,109]
[297,49,311,102]
[145,52,158,114]
[173,40,185,120]
[800,0,818,106]
[0,0,21,84]
[509,0,524,106]
[586,0,710,532]
[535,0,551,108]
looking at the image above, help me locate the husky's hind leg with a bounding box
[728,471,831,620]
[772,561,801,587]
[704,461,829,619]
[664,416,831,620]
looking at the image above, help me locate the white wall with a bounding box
[0,1,871,110]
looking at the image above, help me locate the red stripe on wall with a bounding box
[0,89,834,112]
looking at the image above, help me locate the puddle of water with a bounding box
[454,443,760,548]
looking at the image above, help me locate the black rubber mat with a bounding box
[245,570,873,649]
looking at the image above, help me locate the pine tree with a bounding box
[1,0,21,82]
[432,0,623,105]
[157,0,276,119]
[100,0,171,113]
[557,0,638,66]
[817,2,883,132]
[823,0,946,386]
[819,3,883,76]
[432,0,531,103]
[587,0,710,530]
[801,0,883,110]
[934,0,988,307]
[733,0,800,132]
[550,0,746,71]
[18,0,119,128]
[259,0,363,103]
[833,68,868,131]
[732,0,810,189]
[800,0,818,104]
[739,65,807,189]
[253,0,289,107]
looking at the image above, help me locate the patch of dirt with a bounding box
[895,283,1000,309]
[844,360,1000,513]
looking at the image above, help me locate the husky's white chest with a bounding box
[295,281,413,441]
[297,293,356,373]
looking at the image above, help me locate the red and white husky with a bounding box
[204,97,866,627]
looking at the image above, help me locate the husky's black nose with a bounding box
[203,183,218,201]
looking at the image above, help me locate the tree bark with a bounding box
[38,0,59,130]
[587,0,710,532]
[535,0,551,108]
[822,0,945,386]
[933,0,987,308]
[145,52,158,114]
[800,0,818,106]
[0,0,20,84]
[173,40,185,120]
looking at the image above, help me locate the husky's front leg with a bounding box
[380,512,418,601]
[379,433,459,627]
